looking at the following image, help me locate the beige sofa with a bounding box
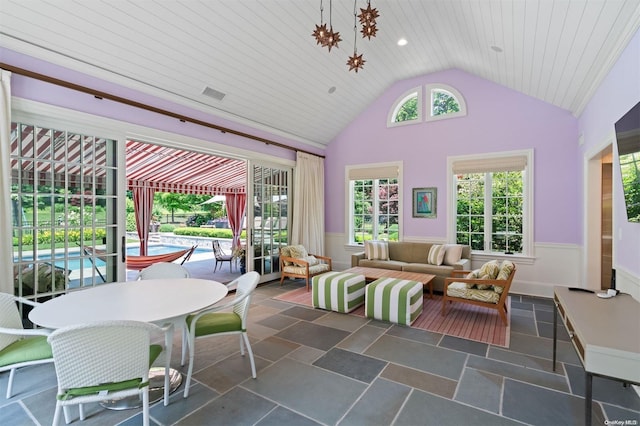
[351,241,471,293]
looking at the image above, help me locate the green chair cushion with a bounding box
[56,345,162,401]
[0,336,52,367]
[187,312,243,337]
[149,344,163,366]
[58,378,145,401]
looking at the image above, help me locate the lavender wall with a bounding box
[579,29,640,276]
[1,48,322,161]
[325,69,580,244]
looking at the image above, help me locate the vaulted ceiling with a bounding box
[2,0,640,148]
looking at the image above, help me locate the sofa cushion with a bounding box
[402,263,454,276]
[427,244,446,265]
[365,240,390,260]
[358,259,405,270]
[443,244,464,266]
[387,242,433,264]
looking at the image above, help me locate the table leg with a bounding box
[585,372,593,425]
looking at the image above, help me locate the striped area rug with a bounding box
[274,288,510,348]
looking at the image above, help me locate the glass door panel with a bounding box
[250,163,290,283]
[11,122,119,302]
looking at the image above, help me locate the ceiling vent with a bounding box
[202,86,226,101]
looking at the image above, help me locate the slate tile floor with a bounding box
[2,281,639,426]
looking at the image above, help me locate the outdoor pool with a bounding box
[16,244,209,272]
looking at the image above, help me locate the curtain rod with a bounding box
[1,63,325,159]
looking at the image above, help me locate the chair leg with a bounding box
[163,326,173,406]
[142,388,150,426]
[499,305,508,326]
[181,326,188,366]
[52,403,61,426]
[6,368,15,399]
[280,274,285,285]
[242,333,257,378]
[184,334,196,398]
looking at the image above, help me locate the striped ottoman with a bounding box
[312,272,366,313]
[365,278,423,326]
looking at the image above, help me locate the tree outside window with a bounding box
[352,178,399,243]
[456,171,523,254]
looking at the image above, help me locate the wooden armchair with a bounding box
[279,245,332,291]
[442,260,516,325]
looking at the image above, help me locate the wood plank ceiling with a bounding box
[2,0,640,148]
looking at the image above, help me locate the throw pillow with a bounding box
[443,244,464,266]
[477,260,500,289]
[365,240,389,261]
[288,245,308,259]
[465,269,490,289]
[280,246,294,266]
[494,260,515,294]
[479,260,500,279]
[302,255,319,266]
[466,269,480,289]
[427,244,446,266]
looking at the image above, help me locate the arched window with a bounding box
[425,84,466,121]
[387,87,422,128]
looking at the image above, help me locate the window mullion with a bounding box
[484,172,493,252]
[373,179,380,239]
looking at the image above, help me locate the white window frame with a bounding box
[425,83,467,122]
[447,150,534,260]
[387,87,422,128]
[345,161,403,246]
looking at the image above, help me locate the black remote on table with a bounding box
[567,287,594,293]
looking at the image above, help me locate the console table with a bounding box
[553,286,640,425]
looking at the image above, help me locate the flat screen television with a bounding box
[614,101,640,223]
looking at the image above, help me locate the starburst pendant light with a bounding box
[312,0,378,72]
[311,1,329,45]
[347,0,365,72]
[324,0,341,52]
[358,0,379,40]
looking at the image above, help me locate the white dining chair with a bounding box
[136,262,190,280]
[181,271,260,398]
[0,292,53,399]
[48,320,172,426]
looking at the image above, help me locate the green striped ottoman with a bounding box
[365,278,423,325]
[312,272,366,313]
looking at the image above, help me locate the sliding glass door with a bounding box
[249,162,291,283]
[11,121,120,301]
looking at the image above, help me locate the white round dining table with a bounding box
[29,278,228,329]
[29,278,228,408]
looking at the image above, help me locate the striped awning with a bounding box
[10,121,246,195]
[126,140,246,194]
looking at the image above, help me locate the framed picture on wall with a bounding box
[413,187,437,218]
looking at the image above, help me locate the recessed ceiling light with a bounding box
[328,86,336,94]
[490,45,503,53]
[397,38,408,47]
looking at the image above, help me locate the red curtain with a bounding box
[133,186,155,256]
[226,193,246,250]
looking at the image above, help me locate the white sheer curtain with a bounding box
[290,152,325,254]
[0,70,13,293]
